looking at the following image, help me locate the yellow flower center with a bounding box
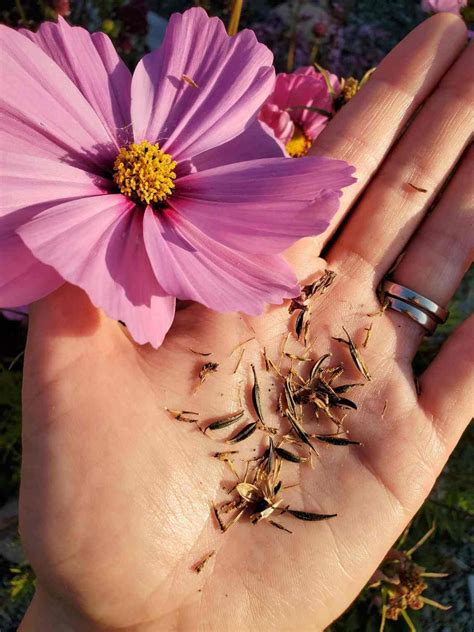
[113,140,177,205]
[285,125,312,158]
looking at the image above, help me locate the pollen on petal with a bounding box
[113,140,177,205]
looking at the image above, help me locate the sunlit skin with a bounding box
[19,15,473,632]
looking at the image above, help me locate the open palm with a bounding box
[19,15,473,632]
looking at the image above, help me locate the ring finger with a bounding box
[384,145,474,355]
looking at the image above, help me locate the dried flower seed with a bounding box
[286,509,337,521]
[295,308,307,339]
[226,421,258,444]
[205,410,245,432]
[315,435,361,446]
[250,364,264,424]
[309,353,331,382]
[333,327,371,381]
[275,446,307,463]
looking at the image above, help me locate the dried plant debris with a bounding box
[204,410,245,433]
[408,182,428,193]
[300,269,336,301]
[332,326,371,381]
[233,347,245,373]
[165,408,199,423]
[363,323,373,348]
[192,551,215,573]
[199,362,219,383]
[188,348,212,357]
[212,437,336,533]
[182,74,199,88]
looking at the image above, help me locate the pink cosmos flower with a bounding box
[421,0,466,14]
[259,66,340,158]
[0,9,355,347]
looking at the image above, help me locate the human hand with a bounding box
[19,14,473,632]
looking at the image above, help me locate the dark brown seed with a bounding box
[205,410,245,432]
[285,409,316,453]
[251,364,264,424]
[266,437,275,474]
[276,447,307,463]
[269,520,293,534]
[408,182,428,193]
[333,327,371,381]
[315,435,361,446]
[192,550,215,573]
[284,377,297,417]
[188,348,212,356]
[333,383,363,393]
[199,362,219,383]
[226,421,258,444]
[309,354,331,382]
[335,397,358,410]
[286,509,337,521]
[295,309,306,339]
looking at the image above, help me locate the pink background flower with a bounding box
[421,0,466,15]
[259,66,340,150]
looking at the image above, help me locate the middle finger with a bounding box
[328,43,473,280]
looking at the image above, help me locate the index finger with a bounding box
[286,13,467,274]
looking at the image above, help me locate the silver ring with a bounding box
[382,281,448,324]
[385,297,439,335]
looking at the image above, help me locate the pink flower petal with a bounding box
[191,119,285,172]
[1,153,110,215]
[131,7,275,161]
[143,207,299,315]
[259,102,295,144]
[17,195,175,347]
[171,157,356,254]
[0,230,63,307]
[0,25,117,171]
[20,19,132,146]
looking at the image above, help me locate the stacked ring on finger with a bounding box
[381,280,449,335]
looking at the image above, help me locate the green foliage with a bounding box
[0,368,23,505]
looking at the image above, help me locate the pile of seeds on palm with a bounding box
[167,269,374,536]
